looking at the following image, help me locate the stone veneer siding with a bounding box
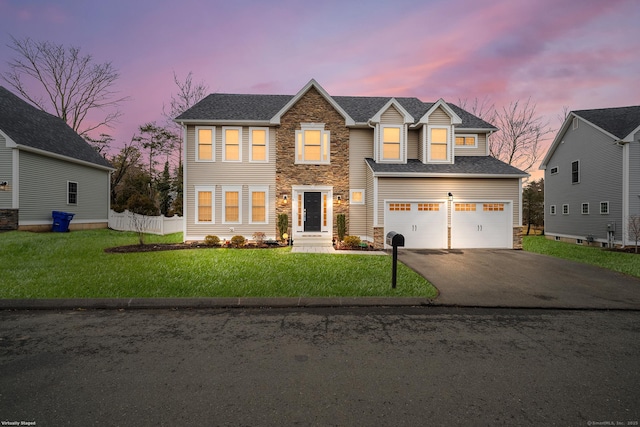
[0,209,18,230]
[275,87,350,238]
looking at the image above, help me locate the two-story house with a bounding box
[176,79,527,249]
[0,86,113,231]
[540,105,640,247]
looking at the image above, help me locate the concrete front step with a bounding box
[294,235,333,248]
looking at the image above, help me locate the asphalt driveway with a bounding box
[398,249,640,309]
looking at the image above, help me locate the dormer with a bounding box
[369,98,414,164]
[416,99,462,164]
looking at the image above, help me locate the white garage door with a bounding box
[385,202,447,249]
[451,202,511,248]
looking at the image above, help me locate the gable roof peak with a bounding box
[269,79,355,126]
[418,98,463,125]
[369,97,415,124]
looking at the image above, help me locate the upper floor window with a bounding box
[250,128,269,162]
[67,181,78,205]
[429,126,449,162]
[223,127,242,162]
[550,166,558,175]
[196,126,215,161]
[455,135,477,148]
[381,126,402,161]
[296,124,329,164]
[571,160,580,184]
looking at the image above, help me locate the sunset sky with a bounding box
[1,0,639,176]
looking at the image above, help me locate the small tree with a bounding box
[628,215,640,254]
[523,178,544,235]
[157,161,172,216]
[277,213,288,242]
[126,193,159,245]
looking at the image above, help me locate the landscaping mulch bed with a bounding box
[104,242,284,253]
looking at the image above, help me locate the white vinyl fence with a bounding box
[108,210,183,235]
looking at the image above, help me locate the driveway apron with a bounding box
[398,249,640,309]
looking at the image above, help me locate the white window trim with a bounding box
[67,181,78,205]
[427,125,452,163]
[379,124,405,163]
[581,203,589,215]
[550,205,556,215]
[350,189,365,205]
[222,127,242,162]
[249,186,269,224]
[600,201,610,215]
[195,126,215,162]
[295,123,330,165]
[562,204,569,215]
[222,185,242,224]
[454,134,478,149]
[195,186,215,224]
[249,127,269,163]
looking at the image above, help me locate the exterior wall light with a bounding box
[283,194,288,203]
[0,181,8,191]
[448,192,453,201]
[336,195,342,204]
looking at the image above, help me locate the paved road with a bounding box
[399,249,640,309]
[1,307,639,426]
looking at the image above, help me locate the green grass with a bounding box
[0,229,436,299]
[523,236,640,278]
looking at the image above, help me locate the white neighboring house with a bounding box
[540,105,640,247]
[0,86,114,231]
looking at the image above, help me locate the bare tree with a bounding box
[491,98,553,173]
[2,36,128,137]
[457,96,496,125]
[163,71,209,164]
[628,215,640,253]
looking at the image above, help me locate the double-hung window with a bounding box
[381,126,402,161]
[195,186,214,223]
[250,128,268,162]
[223,127,242,162]
[582,203,589,215]
[429,126,449,162]
[571,160,580,184]
[249,186,268,224]
[196,127,215,161]
[600,201,609,215]
[222,186,242,223]
[67,181,78,205]
[295,124,330,164]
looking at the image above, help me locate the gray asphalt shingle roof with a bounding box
[177,91,496,129]
[574,106,640,139]
[366,157,527,176]
[0,86,112,169]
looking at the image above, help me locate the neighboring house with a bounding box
[175,79,527,249]
[0,86,113,231]
[540,105,640,247]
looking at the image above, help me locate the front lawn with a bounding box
[523,236,640,278]
[0,230,436,299]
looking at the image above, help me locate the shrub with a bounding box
[230,235,246,248]
[336,214,346,241]
[252,232,266,246]
[204,235,220,246]
[343,235,361,249]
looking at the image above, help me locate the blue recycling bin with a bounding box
[52,211,75,232]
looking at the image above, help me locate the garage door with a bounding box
[451,202,511,248]
[385,202,447,249]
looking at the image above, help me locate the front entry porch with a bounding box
[291,185,333,248]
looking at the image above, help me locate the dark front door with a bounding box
[304,192,322,232]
